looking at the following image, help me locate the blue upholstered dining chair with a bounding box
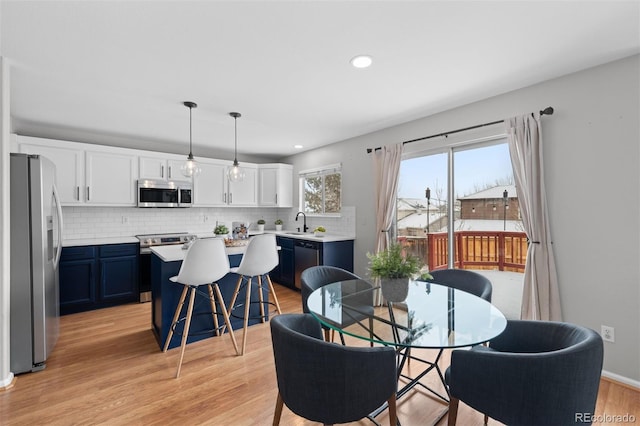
[301,265,373,344]
[427,268,493,302]
[446,319,604,426]
[270,313,398,426]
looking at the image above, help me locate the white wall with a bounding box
[284,55,640,383]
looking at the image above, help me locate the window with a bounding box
[299,164,341,214]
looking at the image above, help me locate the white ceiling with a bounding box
[2,1,639,160]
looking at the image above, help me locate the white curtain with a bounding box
[371,143,403,253]
[506,113,562,321]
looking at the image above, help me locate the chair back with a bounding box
[448,319,604,426]
[270,313,396,425]
[429,269,492,302]
[235,234,279,276]
[173,238,230,286]
[301,265,360,313]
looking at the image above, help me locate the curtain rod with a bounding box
[366,106,554,153]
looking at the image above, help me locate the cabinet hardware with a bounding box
[229,193,232,204]
[86,186,90,201]
[161,165,164,178]
[275,193,278,204]
[76,186,80,200]
[223,193,226,203]
[168,166,172,178]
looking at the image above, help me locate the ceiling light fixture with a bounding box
[351,55,372,68]
[228,112,245,182]
[294,144,303,149]
[181,101,201,178]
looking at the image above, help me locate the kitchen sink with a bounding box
[284,231,311,235]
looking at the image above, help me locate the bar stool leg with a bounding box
[207,284,220,336]
[257,275,266,323]
[228,274,244,314]
[212,283,240,355]
[175,286,196,378]
[265,275,282,314]
[163,285,189,352]
[241,276,253,355]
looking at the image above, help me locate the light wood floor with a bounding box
[1,283,638,425]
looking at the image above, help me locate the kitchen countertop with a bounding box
[62,230,355,249]
[259,230,355,243]
[62,236,139,247]
[150,242,250,262]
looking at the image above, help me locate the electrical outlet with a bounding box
[203,215,209,223]
[601,325,615,343]
[121,216,129,224]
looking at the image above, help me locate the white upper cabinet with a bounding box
[16,135,137,206]
[19,138,85,205]
[139,155,190,182]
[193,160,258,207]
[85,150,138,205]
[193,159,229,207]
[14,134,289,209]
[228,164,258,206]
[258,164,293,207]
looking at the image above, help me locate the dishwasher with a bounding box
[294,240,321,289]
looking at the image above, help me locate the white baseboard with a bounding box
[602,370,640,390]
[0,372,14,390]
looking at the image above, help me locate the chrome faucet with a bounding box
[295,211,309,233]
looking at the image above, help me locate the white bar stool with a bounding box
[227,233,282,355]
[163,238,239,378]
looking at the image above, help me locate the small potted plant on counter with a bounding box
[313,226,326,237]
[367,243,431,302]
[256,219,266,232]
[214,224,229,237]
[275,219,284,231]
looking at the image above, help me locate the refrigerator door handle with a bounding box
[52,183,64,267]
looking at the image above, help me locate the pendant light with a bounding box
[228,112,245,182]
[181,101,201,178]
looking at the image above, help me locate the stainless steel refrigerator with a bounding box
[10,153,63,374]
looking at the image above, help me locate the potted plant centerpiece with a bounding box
[214,224,229,238]
[367,243,431,302]
[275,219,284,231]
[256,219,266,232]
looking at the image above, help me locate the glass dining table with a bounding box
[306,278,507,423]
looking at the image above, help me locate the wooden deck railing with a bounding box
[398,231,528,273]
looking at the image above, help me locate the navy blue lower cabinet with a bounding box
[59,243,139,315]
[152,252,268,351]
[272,236,295,288]
[59,246,97,315]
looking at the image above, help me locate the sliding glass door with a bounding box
[397,139,526,272]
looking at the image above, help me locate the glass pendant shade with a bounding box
[228,160,245,182]
[181,155,200,178]
[228,112,244,182]
[182,101,201,178]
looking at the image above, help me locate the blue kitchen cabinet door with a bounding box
[99,255,138,303]
[59,256,97,315]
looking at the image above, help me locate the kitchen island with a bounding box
[150,241,268,350]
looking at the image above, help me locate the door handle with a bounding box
[52,184,64,268]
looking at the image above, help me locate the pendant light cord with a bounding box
[234,115,238,162]
[189,106,193,158]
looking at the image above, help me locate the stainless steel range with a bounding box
[136,232,197,302]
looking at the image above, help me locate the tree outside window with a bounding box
[301,167,341,214]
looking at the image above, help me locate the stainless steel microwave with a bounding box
[137,180,192,208]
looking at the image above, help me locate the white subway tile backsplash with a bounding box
[62,206,356,240]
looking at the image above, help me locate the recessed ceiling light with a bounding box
[351,55,372,69]
[294,145,303,149]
